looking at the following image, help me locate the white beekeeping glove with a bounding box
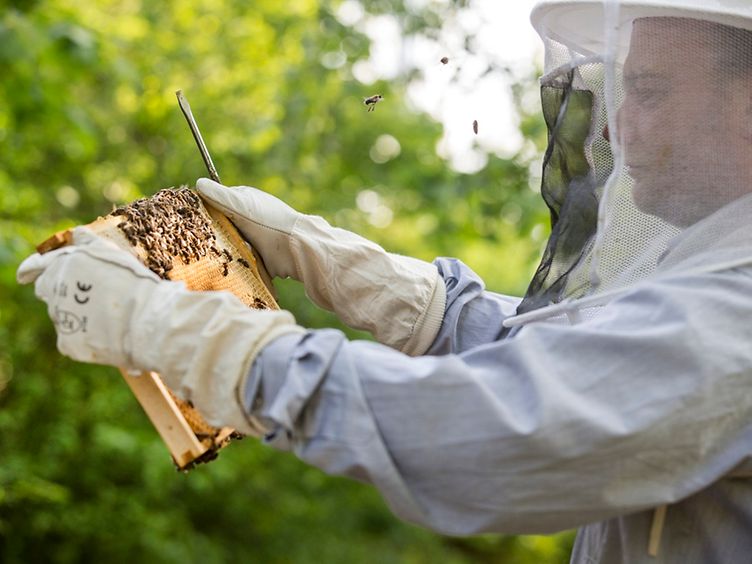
[17,227,304,435]
[196,178,446,356]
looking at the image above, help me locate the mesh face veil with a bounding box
[512,0,752,323]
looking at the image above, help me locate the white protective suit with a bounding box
[245,193,752,563]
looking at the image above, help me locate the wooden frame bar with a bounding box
[120,369,209,468]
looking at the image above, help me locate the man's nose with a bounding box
[603,105,629,144]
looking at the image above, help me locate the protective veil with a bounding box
[509,0,752,326]
[504,0,752,558]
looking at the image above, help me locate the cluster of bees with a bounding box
[363,56,478,135]
[110,187,250,279]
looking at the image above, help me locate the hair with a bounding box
[712,19,752,79]
[669,16,752,79]
[632,16,752,86]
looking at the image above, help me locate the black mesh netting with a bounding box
[515,73,602,316]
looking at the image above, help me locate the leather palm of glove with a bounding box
[196,178,447,356]
[16,227,304,435]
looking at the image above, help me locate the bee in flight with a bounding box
[364,94,383,112]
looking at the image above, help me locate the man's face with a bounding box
[619,18,750,226]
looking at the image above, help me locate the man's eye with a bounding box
[628,86,667,102]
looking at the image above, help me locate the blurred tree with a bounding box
[0,0,572,562]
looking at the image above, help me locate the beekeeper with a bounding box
[17,0,752,561]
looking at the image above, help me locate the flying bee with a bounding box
[440,56,449,64]
[364,94,383,112]
[473,119,478,135]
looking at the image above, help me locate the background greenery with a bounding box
[0,0,574,561]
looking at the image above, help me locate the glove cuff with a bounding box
[399,272,447,356]
[131,283,305,435]
[227,322,306,436]
[290,215,447,353]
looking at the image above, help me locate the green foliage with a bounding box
[0,0,573,561]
